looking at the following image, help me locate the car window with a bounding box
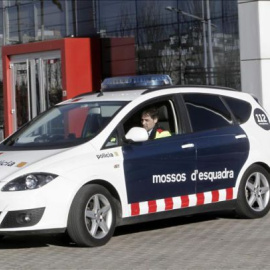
[103,99,178,148]
[104,130,119,148]
[222,96,252,124]
[183,94,233,132]
[123,99,178,139]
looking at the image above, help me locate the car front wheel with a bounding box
[67,184,117,247]
[236,165,270,218]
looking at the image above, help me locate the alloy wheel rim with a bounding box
[84,194,113,239]
[245,172,270,212]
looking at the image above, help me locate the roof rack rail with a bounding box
[142,84,237,95]
[72,91,99,99]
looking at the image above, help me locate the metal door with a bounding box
[10,51,62,132]
[123,134,196,204]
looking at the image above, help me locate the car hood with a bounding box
[0,148,69,181]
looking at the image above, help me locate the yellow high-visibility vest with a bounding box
[155,129,171,139]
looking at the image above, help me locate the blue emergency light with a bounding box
[101,74,173,90]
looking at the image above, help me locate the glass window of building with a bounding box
[0,0,241,106]
[97,0,240,90]
[0,0,240,89]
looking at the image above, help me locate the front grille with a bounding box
[0,208,45,228]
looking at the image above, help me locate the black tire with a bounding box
[236,165,270,219]
[67,184,117,247]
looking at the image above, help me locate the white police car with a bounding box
[0,74,270,247]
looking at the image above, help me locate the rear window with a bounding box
[222,97,252,124]
[183,94,233,133]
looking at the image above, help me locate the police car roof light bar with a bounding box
[101,74,173,91]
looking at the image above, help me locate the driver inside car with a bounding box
[141,107,171,139]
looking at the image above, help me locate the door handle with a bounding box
[181,143,195,149]
[235,134,247,139]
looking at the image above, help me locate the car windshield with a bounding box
[1,101,127,150]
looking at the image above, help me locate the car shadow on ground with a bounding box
[0,210,236,249]
[114,210,235,236]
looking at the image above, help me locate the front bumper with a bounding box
[0,207,45,228]
[0,176,75,233]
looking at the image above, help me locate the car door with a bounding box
[182,93,250,198]
[121,98,196,213]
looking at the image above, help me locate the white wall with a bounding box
[238,0,270,113]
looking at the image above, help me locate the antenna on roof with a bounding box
[97,87,104,97]
[97,79,104,97]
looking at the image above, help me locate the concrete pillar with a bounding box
[238,0,270,113]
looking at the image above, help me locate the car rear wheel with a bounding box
[236,165,270,218]
[67,184,117,247]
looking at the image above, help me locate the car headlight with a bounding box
[1,173,58,192]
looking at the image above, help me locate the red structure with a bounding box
[101,38,137,78]
[2,37,136,137]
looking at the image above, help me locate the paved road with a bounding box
[0,211,270,269]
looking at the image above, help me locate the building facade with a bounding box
[238,0,270,115]
[0,0,240,136]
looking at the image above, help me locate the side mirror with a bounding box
[125,127,148,142]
